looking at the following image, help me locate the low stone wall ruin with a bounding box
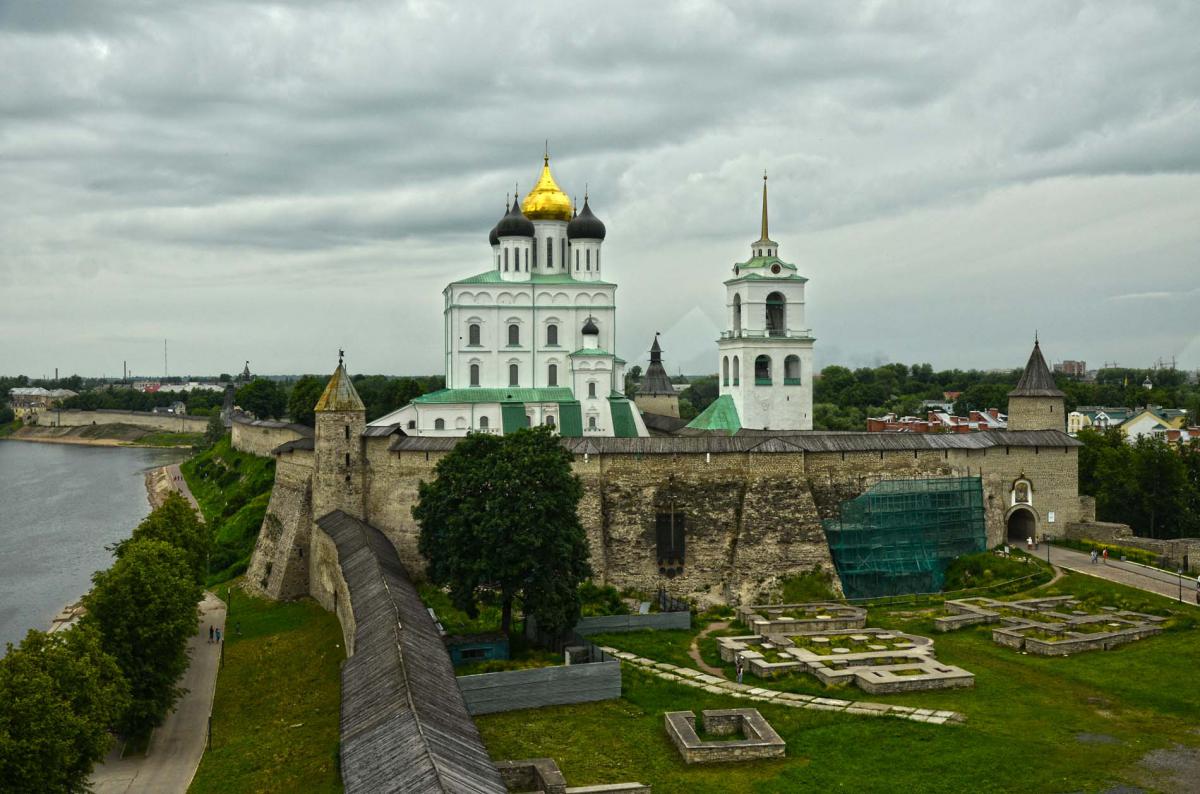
[664,709,786,765]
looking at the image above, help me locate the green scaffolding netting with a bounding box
[822,476,987,599]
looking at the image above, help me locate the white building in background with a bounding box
[371,154,647,438]
[688,174,815,433]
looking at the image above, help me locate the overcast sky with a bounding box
[2,1,1199,380]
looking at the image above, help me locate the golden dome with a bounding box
[521,155,573,222]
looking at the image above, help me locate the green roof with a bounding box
[413,387,575,405]
[501,403,528,433]
[684,394,741,435]
[450,271,616,287]
[569,348,615,358]
[607,397,641,438]
[558,401,583,438]
[725,254,807,285]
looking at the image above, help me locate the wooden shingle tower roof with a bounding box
[1008,339,1065,398]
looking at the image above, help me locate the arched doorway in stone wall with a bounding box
[1006,506,1037,545]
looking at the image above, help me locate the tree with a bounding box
[286,375,327,427]
[204,411,225,446]
[235,378,286,420]
[679,376,719,414]
[0,406,13,425]
[114,492,210,583]
[0,624,129,792]
[413,427,590,636]
[84,540,201,737]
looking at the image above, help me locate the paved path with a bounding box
[601,646,964,725]
[687,620,730,678]
[1046,543,1197,603]
[166,463,202,515]
[90,591,226,794]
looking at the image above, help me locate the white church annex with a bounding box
[372,153,649,437]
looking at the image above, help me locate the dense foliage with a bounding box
[350,374,444,422]
[115,492,211,584]
[60,385,227,416]
[678,376,719,420]
[413,427,590,636]
[181,437,276,583]
[0,624,129,793]
[285,375,327,427]
[942,550,1052,591]
[84,539,202,737]
[1076,428,1200,539]
[235,378,287,420]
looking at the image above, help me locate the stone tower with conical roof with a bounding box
[634,334,681,418]
[1007,338,1066,432]
[313,352,367,521]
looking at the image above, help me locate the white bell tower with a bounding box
[717,173,815,430]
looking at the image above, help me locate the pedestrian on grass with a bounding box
[208,625,214,643]
[735,654,744,685]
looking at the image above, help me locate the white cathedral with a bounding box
[372,156,812,437]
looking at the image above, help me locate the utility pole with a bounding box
[164,339,168,381]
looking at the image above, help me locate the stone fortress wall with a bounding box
[230,414,313,457]
[33,408,211,434]
[247,430,1089,607]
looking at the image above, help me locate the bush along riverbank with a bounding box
[181,437,276,586]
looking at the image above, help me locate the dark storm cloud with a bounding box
[2,0,1199,376]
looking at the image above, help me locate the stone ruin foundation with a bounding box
[936,596,1166,656]
[663,708,786,765]
[496,758,650,793]
[736,602,867,637]
[718,626,973,694]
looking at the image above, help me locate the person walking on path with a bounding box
[1102,548,1109,564]
[215,627,221,644]
[735,655,744,685]
[208,625,214,643]
[1090,549,1098,565]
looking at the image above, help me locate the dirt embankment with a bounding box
[6,422,166,447]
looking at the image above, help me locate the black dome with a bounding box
[567,197,606,240]
[488,218,501,246]
[495,198,534,238]
[582,317,599,335]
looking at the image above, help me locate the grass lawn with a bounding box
[479,572,1200,792]
[189,584,344,794]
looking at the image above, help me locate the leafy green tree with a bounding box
[413,427,590,636]
[84,540,201,738]
[0,624,129,792]
[114,493,210,583]
[0,406,13,425]
[235,378,286,420]
[204,412,225,446]
[286,375,327,427]
[679,375,719,414]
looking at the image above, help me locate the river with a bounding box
[0,441,190,650]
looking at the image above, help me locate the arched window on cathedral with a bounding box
[755,355,772,385]
[547,363,558,386]
[766,292,786,337]
[434,418,445,430]
[722,356,729,386]
[503,248,509,271]
[586,249,591,271]
[732,355,740,385]
[587,415,597,430]
[588,381,597,399]
[509,364,519,387]
[469,364,480,387]
[561,238,566,269]
[508,324,520,346]
[468,324,480,346]
[784,355,801,384]
[547,324,558,346]
[597,250,600,269]
[532,242,537,269]
[575,250,580,270]
[479,415,489,430]
[546,237,553,269]
[733,294,742,335]
[546,414,556,429]
[407,420,415,430]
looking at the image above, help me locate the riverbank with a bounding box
[2,422,203,448]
